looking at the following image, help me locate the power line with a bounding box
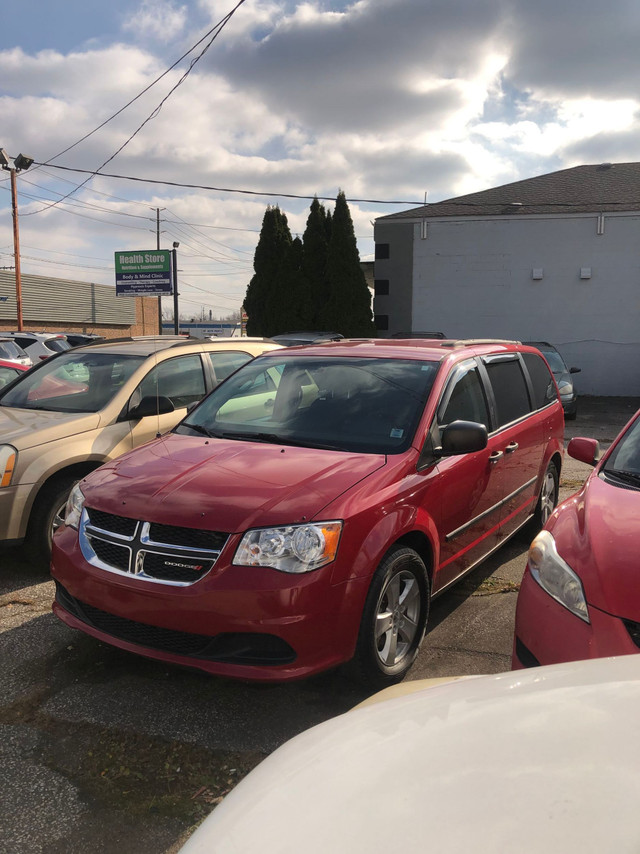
[31,164,424,205]
[25,0,249,216]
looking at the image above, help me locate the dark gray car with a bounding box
[525,341,580,419]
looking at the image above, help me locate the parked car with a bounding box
[524,341,580,419]
[56,333,104,348]
[0,335,281,564]
[271,331,344,346]
[1,331,72,362]
[51,338,563,685]
[513,406,640,669]
[179,654,640,854]
[0,359,29,388]
[0,336,32,367]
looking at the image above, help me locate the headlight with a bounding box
[0,445,17,488]
[557,380,573,395]
[64,483,85,530]
[233,521,342,573]
[528,530,589,622]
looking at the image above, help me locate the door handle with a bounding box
[505,442,519,453]
[489,450,504,463]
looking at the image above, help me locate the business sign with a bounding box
[115,250,173,297]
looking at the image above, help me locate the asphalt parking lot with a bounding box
[1,396,638,854]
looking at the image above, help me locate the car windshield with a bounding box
[0,352,145,412]
[0,340,26,360]
[602,415,640,483]
[537,348,566,374]
[176,355,439,454]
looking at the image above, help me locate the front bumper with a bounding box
[512,568,640,668]
[560,393,577,417]
[0,482,32,543]
[51,525,368,682]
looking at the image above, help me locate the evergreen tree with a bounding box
[276,237,314,332]
[302,197,330,326]
[320,192,376,337]
[244,206,292,335]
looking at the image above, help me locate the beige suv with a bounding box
[0,335,281,564]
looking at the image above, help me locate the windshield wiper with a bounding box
[183,423,214,438]
[221,431,345,451]
[604,468,640,487]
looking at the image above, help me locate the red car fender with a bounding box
[329,501,439,587]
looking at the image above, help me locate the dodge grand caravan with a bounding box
[51,338,564,686]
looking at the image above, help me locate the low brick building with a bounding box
[0,270,159,338]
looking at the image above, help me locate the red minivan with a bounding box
[51,339,564,686]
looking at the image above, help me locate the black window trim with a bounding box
[477,354,534,434]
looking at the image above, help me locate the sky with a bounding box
[1,0,639,322]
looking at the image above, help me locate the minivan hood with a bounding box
[82,434,387,532]
[0,405,100,449]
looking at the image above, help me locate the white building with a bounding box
[374,162,640,395]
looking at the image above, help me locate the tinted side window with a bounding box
[485,359,531,427]
[522,353,558,410]
[439,364,490,428]
[136,355,206,409]
[207,351,252,385]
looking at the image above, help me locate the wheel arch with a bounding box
[391,530,435,589]
[28,461,101,521]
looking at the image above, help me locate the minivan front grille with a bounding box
[80,509,229,586]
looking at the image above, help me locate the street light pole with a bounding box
[0,150,34,332]
[172,242,180,335]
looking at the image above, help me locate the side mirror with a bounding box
[570,367,581,374]
[437,420,488,456]
[567,436,600,466]
[129,395,175,420]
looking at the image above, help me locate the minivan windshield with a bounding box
[0,352,145,412]
[176,355,439,454]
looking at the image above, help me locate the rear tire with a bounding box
[532,461,559,530]
[26,476,77,569]
[347,546,430,689]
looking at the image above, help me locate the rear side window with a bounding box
[207,351,252,386]
[522,353,558,410]
[484,359,531,428]
[45,338,71,352]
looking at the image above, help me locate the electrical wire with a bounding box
[25,0,249,216]
[30,164,425,205]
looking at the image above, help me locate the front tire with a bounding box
[26,476,77,568]
[349,546,430,689]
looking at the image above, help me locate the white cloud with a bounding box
[122,0,188,43]
[2,0,640,310]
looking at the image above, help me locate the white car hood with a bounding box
[180,655,640,854]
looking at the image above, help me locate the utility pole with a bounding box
[152,207,166,334]
[0,150,34,331]
[172,242,180,335]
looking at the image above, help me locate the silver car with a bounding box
[1,331,72,362]
[0,336,32,367]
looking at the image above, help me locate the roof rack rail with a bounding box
[440,338,523,348]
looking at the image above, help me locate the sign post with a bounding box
[114,250,173,297]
